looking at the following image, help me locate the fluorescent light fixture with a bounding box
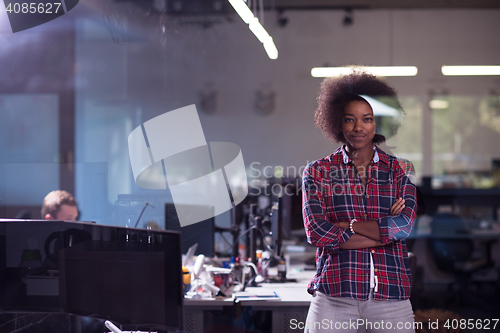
[263,38,278,60]
[228,0,254,24]
[227,0,278,60]
[311,66,418,77]
[442,66,500,76]
[429,99,449,109]
[248,18,270,44]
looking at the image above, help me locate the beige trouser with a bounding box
[303,290,416,333]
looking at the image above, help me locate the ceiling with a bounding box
[269,0,500,10]
[112,0,500,16]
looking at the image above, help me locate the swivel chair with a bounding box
[428,213,494,308]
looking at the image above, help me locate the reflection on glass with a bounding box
[432,96,500,189]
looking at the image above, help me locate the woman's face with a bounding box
[341,100,376,151]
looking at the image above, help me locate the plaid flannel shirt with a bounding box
[302,145,417,301]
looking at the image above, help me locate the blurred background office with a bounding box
[1,0,500,329]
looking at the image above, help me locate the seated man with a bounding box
[41,190,79,221]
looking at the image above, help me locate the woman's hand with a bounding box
[390,197,405,216]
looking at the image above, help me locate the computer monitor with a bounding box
[279,179,304,238]
[270,197,283,257]
[0,220,184,332]
[164,203,214,256]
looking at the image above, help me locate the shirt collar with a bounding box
[340,145,380,165]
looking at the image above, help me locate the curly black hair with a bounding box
[314,68,404,144]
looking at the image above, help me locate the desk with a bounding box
[407,226,500,289]
[419,188,500,219]
[183,269,314,333]
[408,218,500,269]
[408,228,500,240]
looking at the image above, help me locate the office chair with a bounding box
[428,213,494,308]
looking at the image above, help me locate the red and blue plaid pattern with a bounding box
[302,145,417,301]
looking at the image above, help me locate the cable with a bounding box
[218,232,233,249]
[242,256,273,287]
[212,222,258,255]
[258,228,274,253]
[8,313,52,333]
[0,312,36,329]
[232,217,274,253]
[242,261,259,276]
[234,225,257,245]
[134,202,154,228]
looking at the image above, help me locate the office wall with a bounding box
[74,6,500,219]
[0,22,75,218]
[2,3,500,226]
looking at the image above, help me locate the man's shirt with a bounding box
[302,145,417,300]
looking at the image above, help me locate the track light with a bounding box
[343,8,353,27]
[277,9,288,27]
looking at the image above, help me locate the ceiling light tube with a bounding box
[429,100,450,109]
[442,66,500,76]
[228,0,278,60]
[248,18,270,44]
[263,37,278,60]
[228,0,254,24]
[311,66,418,77]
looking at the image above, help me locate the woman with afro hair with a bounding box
[302,69,417,332]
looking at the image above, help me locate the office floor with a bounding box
[411,281,500,333]
[197,280,500,333]
[2,263,497,333]
[2,286,498,333]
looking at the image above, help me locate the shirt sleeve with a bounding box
[302,163,354,251]
[377,159,417,244]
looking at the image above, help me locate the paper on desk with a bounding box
[106,331,157,333]
[233,290,280,301]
